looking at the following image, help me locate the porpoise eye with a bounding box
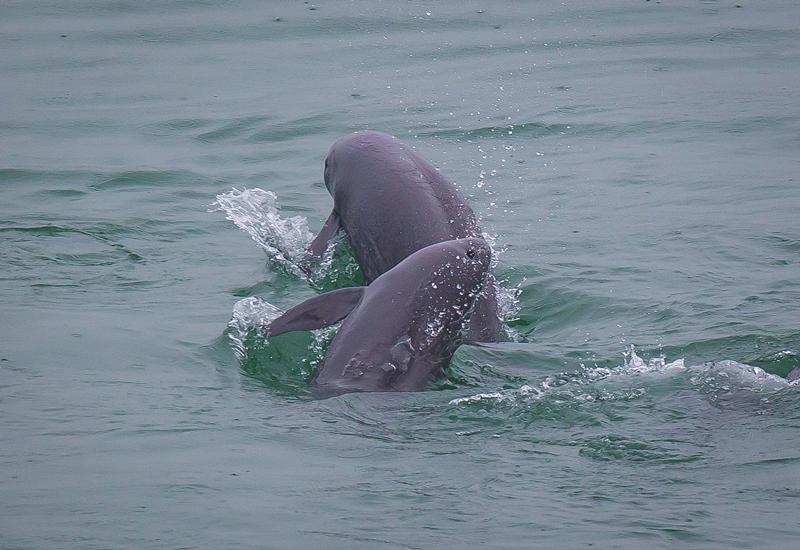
[466,248,476,259]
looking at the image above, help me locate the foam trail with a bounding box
[583,344,687,381]
[212,188,312,277]
[450,345,790,407]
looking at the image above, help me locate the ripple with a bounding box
[0,224,144,263]
[91,170,211,191]
[419,121,606,141]
[0,168,96,185]
[194,115,274,143]
[579,434,702,464]
[143,117,215,136]
[248,113,336,143]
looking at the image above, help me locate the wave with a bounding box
[449,345,794,409]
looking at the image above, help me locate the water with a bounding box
[2,1,799,548]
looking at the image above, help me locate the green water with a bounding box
[2,1,799,548]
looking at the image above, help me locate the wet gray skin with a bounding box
[307,130,502,342]
[788,368,800,383]
[267,238,492,395]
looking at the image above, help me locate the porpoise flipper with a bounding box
[264,286,365,337]
[308,210,341,258]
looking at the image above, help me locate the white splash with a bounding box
[211,187,312,277]
[227,296,339,369]
[227,296,282,359]
[495,277,521,325]
[688,360,788,393]
[449,384,542,406]
[585,345,687,381]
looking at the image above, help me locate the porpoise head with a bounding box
[323,130,399,196]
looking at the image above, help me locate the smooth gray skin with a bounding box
[307,130,502,342]
[266,238,492,396]
[788,368,800,383]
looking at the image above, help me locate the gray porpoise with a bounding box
[268,238,492,396]
[307,130,502,342]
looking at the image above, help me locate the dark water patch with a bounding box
[0,225,84,237]
[50,252,125,267]
[738,455,800,468]
[416,115,784,144]
[547,104,609,117]
[712,114,800,137]
[163,482,221,496]
[0,168,98,186]
[588,117,794,143]
[750,351,800,379]
[579,434,702,464]
[249,114,338,144]
[89,0,226,17]
[512,281,618,337]
[0,224,144,263]
[70,10,491,49]
[764,233,800,253]
[143,117,215,136]
[406,24,798,69]
[567,27,800,52]
[34,189,87,200]
[283,12,498,42]
[232,280,276,298]
[30,55,121,73]
[420,121,597,141]
[195,115,275,143]
[435,346,531,391]
[119,219,216,241]
[583,53,800,76]
[445,390,609,435]
[234,328,318,399]
[309,240,366,292]
[706,26,800,45]
[90,170,214,191]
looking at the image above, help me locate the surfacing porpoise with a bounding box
[268,237,492,396]
[306,130,502,342]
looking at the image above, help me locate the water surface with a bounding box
[2,1,799,548]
